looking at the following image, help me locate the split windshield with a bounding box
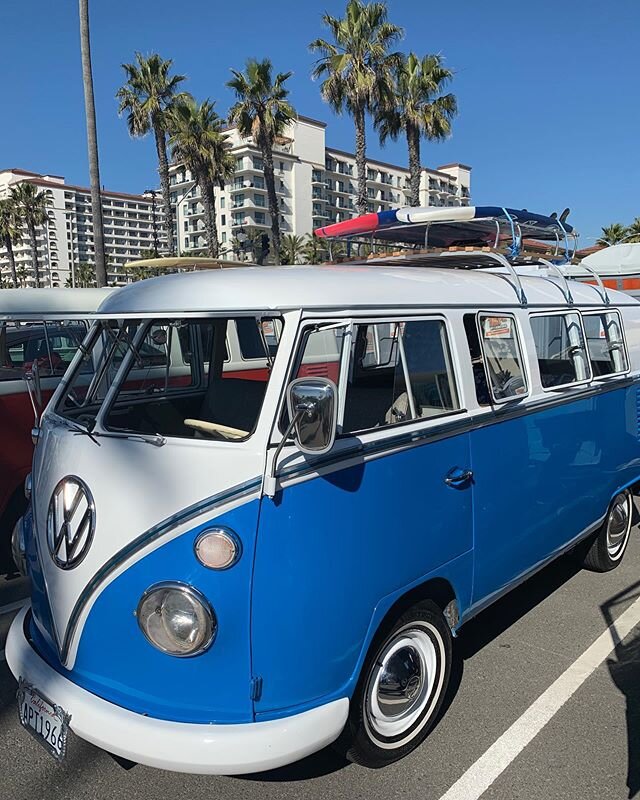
[55,316,282,442]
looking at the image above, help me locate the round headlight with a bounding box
[136,583,216,657]
[195,528,241,570]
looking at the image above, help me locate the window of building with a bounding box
[221,215,226,226]
[184,236,189,249]
[341,319,460,434]
[255,194,265,207]
[183,220,188,231]
[582,311,628,377]
[254,157,264,171]
[530,312,591,389]
[220,196,225,209]
[222,232,227,244]
[255,212,266,225]
[279,161,285,172]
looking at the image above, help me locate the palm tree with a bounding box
[227,58,296,265]
[376,53,456,207]
[310,0,403,216]
[168,97,234,258]
[75,262,97,287]
[16,265,28,288]
[116,53,187,257]
[625,218,640,242]
[0,197,21,288]
[280,233,306,264]
[79,0,107,287]
[301,232,327,264]
[597,223,629,246]
[11,183,50,287]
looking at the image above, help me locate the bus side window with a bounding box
[342,318,460,433]
[463,314,491,406]
[583,311,628,377]
[477,314,528,402]
[530,313,591,388]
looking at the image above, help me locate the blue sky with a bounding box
[1,0,638,242]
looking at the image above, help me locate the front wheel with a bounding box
[582,490,634,572]
[337,600,452,768]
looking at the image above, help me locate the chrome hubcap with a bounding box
[606,493,631,559]
[376,645,424,717]
[365,623,442,743]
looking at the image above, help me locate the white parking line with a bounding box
[0,600,28,617]
[439,595,640,800]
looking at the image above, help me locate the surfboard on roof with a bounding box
[314,205,573,253]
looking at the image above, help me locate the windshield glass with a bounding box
[55,316,282,442]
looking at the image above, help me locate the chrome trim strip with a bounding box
[60,476,261,664]
[277,376,640,485]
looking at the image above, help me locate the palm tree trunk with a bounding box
[257,116,281,266]
[153,120,175,256]
[200,176,219,258]
[354,105,367,217]
[3,235,18,288]
[28,223,41,288]
[79,0,107,288]
[407,124,421,207]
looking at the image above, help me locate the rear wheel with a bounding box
[337,600,452,768]
[583,491,633,572]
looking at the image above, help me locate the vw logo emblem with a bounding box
[47,477,95,570]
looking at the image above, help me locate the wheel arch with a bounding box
[347,575,460,699]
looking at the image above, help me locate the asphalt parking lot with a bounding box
[1,533,639,800]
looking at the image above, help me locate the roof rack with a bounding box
[314,205,584,307]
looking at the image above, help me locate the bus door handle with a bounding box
[444,467,473,488]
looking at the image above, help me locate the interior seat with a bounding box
[194,377,268,433]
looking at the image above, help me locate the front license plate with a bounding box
[17,678,71,761]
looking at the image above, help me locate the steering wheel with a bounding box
[500,375,526,397]
[183,418,249,441]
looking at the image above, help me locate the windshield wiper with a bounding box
[57,417,101,446]
[96,430,166,447]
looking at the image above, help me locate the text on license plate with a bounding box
[17,678,70,761]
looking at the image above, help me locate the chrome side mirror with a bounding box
[286,377,337,455]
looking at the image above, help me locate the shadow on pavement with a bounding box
[602,580,640,799]
[457,552,582,660]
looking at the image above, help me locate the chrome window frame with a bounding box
[474,311,530,405]
[529,309,593,392]
[581,308,630,380]
[338,313,465,437]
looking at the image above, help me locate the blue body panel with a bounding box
[471,387,640,603]
[251,433,473,715]
[30,500,261,724]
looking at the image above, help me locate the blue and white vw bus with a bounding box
[7,207,640,774]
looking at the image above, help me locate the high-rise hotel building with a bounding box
[0,116,470,285]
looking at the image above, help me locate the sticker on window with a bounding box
[483,317,513,339]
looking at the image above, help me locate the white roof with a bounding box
[0,288,114,321]
[96,265,637,317]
